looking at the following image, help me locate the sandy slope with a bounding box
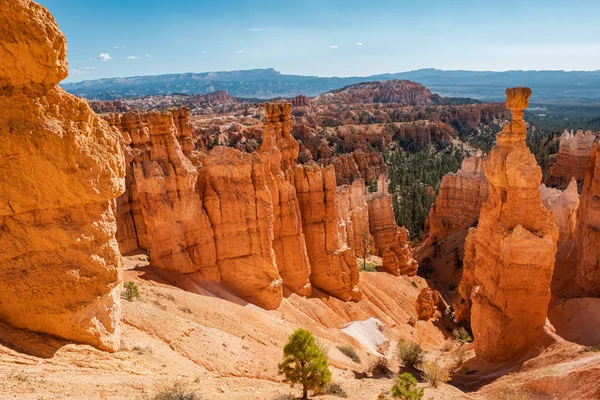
[1,257,599,399]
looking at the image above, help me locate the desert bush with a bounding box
[396,340,425,368]
[583,345,600,352]
[453,346,468,368]
[391,373,424,399]
[279,328,331,400]
[422,361,451,388]
[441,339,454,352]
[153,382,199,400]
[337,345,361,363]
[452,327,473,344]
[370,357,392,377]
[324,382,348,398]
[122,281,140,301]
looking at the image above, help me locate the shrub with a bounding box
[583,345,600,352]
[324,382,348,398]
[337,345,361,363]
[153,382,199,400]
[452,327,473,344]
[279,328,332,400]
[122,281,140,301]
[396,340,425,368]
[370,357,392,378]
[391,373,424,399]
[422,361,451,388]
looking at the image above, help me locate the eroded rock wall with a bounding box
[540,178,580,241]
[575,143,600,294]
[0,0,125,351]
[458,88,559,362]
[295,164,361,300]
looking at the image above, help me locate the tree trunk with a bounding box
[302,386,308,400]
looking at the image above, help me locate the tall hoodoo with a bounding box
[575,142,600,294]
[0,0,125,351]
[547,129,596,188]
[459,88,559,361]
[258,104,312,296]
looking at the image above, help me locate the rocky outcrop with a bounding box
[575,143,600,294]
[416,288,446,321]
[295,164,361,301]
[314,80,440,105]
[427,153,489,243]
[258,104,311,296]
[540,178,580,240]
[330,150,388,186]
[547,130,596,188]
[368,177,418,276]
[291,94,310,107]
[458,88,559,362]
[391,121,455,148]
[0,0,125,351]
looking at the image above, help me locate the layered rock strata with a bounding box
[0,0,125,351]
[458,88,559,362]
[547,130,596,188]
[575,143,600,294]
[330,150,388,186]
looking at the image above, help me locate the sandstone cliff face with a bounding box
[427,153,489,243]
[575,143,600,294]
[258,104,311,296]
[458,88,559,362]
[314,80,439,105]
[547,130,596,188]
[540,178,580,240]
[0,0,125,351]
[294,164,361,301]
[368,177,418,276]
[391,121,455,148]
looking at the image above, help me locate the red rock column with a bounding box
[458,88,559,361]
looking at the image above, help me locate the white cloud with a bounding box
[114,45,126,49]
[248,28,263,31]
[98,53,112,62]
[127,56,139,60]
[236,50,245,53]
[69,69,86,75]
[146,54,154,58]
[83,66,96,70]
[329,45,339,49]
[356,42,363,46]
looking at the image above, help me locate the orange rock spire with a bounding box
[458,87,559,361]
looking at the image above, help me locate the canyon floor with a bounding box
[0,256,597,400]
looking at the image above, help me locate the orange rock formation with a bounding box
[294,164,361,300]
[575,143,600,294]
[368,177,418,276]
[547,130,596,188]
[258,104,311,296]
[540,178,580,240]
[426,153,489,243]
[415,288,446,321]
[0,0,125,351]
[458,88,559,361]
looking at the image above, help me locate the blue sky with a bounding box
[37,0,600,83]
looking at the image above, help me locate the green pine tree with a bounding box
[278,328,332,399]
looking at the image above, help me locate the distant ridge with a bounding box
[61,68,600,104]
